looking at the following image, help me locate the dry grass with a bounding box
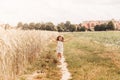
[0,29,58,80]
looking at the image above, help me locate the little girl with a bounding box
[51,35,71,60]
[56,35,64,59]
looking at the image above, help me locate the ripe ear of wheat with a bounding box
[0,29,58,80]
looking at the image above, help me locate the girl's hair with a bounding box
[56,35,64,42]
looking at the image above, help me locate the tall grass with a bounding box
[0,29,58,80]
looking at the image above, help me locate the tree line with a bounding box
[94,21,115,31]
[16,21,116,32]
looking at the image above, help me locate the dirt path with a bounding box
[57,55,72,80]
[24,55,71,80]
[25,55,72,80]
[26,71,47,80]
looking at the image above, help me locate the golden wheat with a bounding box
[0,29,58,80]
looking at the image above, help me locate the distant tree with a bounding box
[87,28,92,31]
[77,24,81,31]
[35,23,41,30]
[77,24,86,31]
[16,22,57,31]
[40,23,46,30]
[94,24,106,31]
[94,25,100,31]
[45,22,56,31]
[64,21,71,31]
[77,26,80,31]
[57,26,63,32]
[57,23,65,32]
[106,21,115,30]
[69,24,76,32]
[17,22,23,29]
[23,23,29,30]
[100,24,107,31]
[65,21,71,27]
[79,26,86,31]
[29,22,35,30]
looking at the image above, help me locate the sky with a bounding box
[0,0,120,26]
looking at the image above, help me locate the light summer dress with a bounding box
[56,41,64,54]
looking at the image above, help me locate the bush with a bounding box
[94,24,106,31]
[106,21,115,30]
[77,26,86,31]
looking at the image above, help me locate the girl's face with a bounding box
[59,36,63,41]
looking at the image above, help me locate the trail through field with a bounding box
[25,55,72,80]
[57,55,72,80]
[26,71,47,80]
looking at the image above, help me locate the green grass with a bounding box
[72,31,120,46]
[63,32,120,80]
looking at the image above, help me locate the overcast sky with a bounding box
[0,0,120,26]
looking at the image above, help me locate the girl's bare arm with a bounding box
[50,38,57,42]
[64,37,72,42]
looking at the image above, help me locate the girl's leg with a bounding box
[57,53,59,59]
[59,53,62,59]
[57,53,61,59]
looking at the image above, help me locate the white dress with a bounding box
[56,41,64,54]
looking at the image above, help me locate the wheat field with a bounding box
[0,28,58,80]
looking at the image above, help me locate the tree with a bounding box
[23,23,29,30]
[79,26,86,31]
[69,24,76,32]
[57,24,64,32]
[35,23,41,30]
[57,23,65,32]
[17,22,23,29]
[40,23,46,30]
[87,28,92,31]
[29,22,35,30]
[57,26,63,32]
[77,26,81,31]
[64,21,71,31]
[77,24,81,31]
[94,24,106,31]
[65,21,71,27]
[106,21,115,30]
[94,25,100,31]
[100,24,107,31]
[45,22,56,31]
